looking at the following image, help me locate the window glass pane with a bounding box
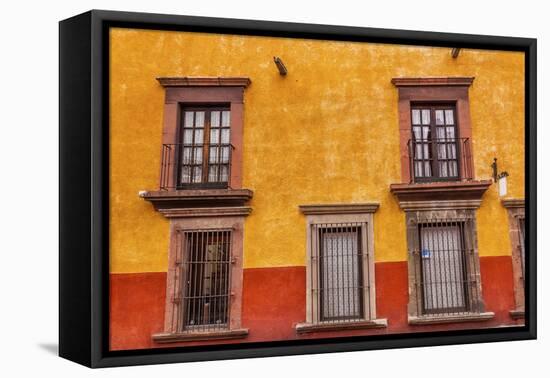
[210,111,220,127]
[221,129,230,144]
[422,109,431,125]
[180,166,191,183]
[195,111,205,127]
[221,111,230,127]
[321,230,361,320]
[412,109,421,125]
[183,129,193,144]
[445,109,454,125]
[208,165,219,182]
[194,129,204,144]
[220,146,230,163]
[192,166,202,183]
[220,165,229,182]
[182,147,192,164]
[209,147,219,163]
[210,129,219,144]
[184,112,194,128]
[420,225,466,312]
[446,126,455,139]
[193,147,203,164]
[412,126,421,140]
[435,110,444,125]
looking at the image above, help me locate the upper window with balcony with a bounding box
[390,77,491,204]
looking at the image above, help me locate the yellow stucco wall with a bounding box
[109,28,524,274]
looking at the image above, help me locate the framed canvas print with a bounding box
[59,10,537,368]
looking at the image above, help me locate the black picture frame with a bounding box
[59,9,537,368]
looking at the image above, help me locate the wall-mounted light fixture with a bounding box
[451,48,461,59]
[491,157,510,196]
[273,56,287,76]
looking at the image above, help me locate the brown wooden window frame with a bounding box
[177,105,233,189]
[410,104,462,182]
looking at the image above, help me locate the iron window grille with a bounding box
[172,229,233,333]
[410,218,483,317]
[409,106,473,183]
[309,222,372,324]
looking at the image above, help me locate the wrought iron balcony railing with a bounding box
[407,138,473,183]
[160,143,234,190]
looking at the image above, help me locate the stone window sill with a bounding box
[408,312,495,325]
[509,310,525,320]
[152,328,249,343]
[296,319,387,334]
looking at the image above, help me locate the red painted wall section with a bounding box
[375,261,409,332]
[110,272,166,351]
[479,255,518,324]
[109,258,521,350]
[242,266,306,341]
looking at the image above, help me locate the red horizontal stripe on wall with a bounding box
[110,272,166,351]
[479,255,517,323]
[242,266,306,341]
[375,261,409,332]
[109,257,521,351]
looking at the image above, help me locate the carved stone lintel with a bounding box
[390,180,491,204]
[391,77,475,87]
[501,198,525,209]
[157,77,251,88]
[159,206,252,218]
[299,203,380,215]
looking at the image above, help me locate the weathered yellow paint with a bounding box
[109,28,524,273]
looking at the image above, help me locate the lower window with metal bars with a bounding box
[408,216,488,321]
[172,229,232,333]
[307,222,375,326]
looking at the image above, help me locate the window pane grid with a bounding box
[176,229,232,333]
[175,106,232,189]
[410,106,462,182]
[310,222,369,324]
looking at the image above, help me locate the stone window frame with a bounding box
[502,198,526,319]
[391,77,475,184]
[296,203,387,334]
[402,201,495,325]
[156,77,251,190]
[152,207,251,343]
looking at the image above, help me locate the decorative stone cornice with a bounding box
[158,206,252,218]
[141,188,253,210]
[391,77,475,87]
[390,180,491,204]
[157,77,251,87]
[501,198,525,209]
[299,203,380,215]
